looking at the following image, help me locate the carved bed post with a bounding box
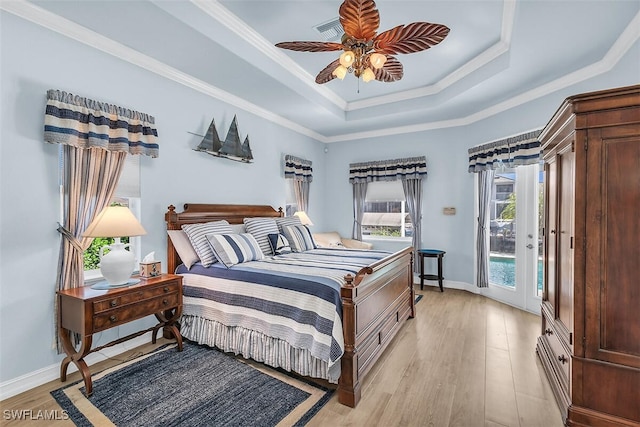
[165,205,179,274]
[338,273,361,407]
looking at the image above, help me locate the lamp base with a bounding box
[91,279,141,290]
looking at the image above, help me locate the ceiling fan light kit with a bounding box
[275,0,449,85]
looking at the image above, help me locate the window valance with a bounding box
[349,156,427,183]
[467,130,541,173]
[44,89,159,158]
[284,154,313,182]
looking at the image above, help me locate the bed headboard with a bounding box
[164,203,284,273]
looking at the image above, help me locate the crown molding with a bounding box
[2,1,637,144]
[0,0,328,142]
[190,0,347,110]
[347,0,517,110]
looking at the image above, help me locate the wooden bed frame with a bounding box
[165,203,415,407]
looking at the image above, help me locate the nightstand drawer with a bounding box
[93,292,180,332]
[93,281,180,313]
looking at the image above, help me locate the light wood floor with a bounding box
[1,286,563,427]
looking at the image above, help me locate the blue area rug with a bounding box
[51,342,333,427]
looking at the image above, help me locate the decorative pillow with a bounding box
[181,220,233,267]
[282,225,316,253]
[275,216,302,234]
[243,217,280,256]
[206,233,264,268]
[167,230,199,269]
[267,233,292,255]
[229,224,246,234]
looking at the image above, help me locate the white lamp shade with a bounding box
[83,206,146,238]
[369,52,387,69]
[294,211,314,226]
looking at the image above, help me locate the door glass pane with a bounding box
[489,167,516,287]
[537,167,544,297]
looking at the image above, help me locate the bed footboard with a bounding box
[338,246,415,407]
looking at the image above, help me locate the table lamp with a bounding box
[83,205,147,289]
[294,211,313,226]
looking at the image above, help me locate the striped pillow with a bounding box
[268,233,292,255]
[275,216,302,234]
[282,225,316,252]
[181,221,232,267]
[206,233,264,268]
[243,217,280,256]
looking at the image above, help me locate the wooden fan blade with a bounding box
[374,56,403,82]
[373,22,450,55]
[315,59,342,84]
[339,0,380,40]
[275,41,344,52]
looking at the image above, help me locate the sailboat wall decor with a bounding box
[193,115,253,163]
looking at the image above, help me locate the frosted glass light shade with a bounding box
[294,211,314,226]
[362,68,376,82]
[332,65,348,80]
[339,51,355,67]
[369,53,387,69]
[83,206,147,238]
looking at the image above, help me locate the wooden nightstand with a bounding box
[57,274,183,396]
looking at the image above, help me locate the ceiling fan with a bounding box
[275,0,450,84]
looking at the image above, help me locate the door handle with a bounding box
[526,243,534,249]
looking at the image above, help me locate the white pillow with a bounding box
[206,233,264,268]
[182,220,233,267]
[167,230,199,269]
[275,216,302,234]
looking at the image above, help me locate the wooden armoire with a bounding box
[537,85,640,426]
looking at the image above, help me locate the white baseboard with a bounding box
[0,333,152,401]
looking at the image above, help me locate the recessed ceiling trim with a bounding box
[0,0,328,142]
[190,0,347,110]
[325,11,639,143]
[3,1,637,145]
[346,0,516,111]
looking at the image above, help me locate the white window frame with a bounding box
[362,180,411,242]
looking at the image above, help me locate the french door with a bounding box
[482,163,542,312]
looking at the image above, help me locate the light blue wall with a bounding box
[1,8,639,387]
[0,12,325,383]
[323,40,640,285]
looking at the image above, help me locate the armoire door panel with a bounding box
[557,144,575,340]
[544,160,558,312]
[586,132,640,367]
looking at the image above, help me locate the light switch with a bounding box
[443,207,456,215]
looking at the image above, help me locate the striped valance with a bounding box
[44,89,159,158]
[349,156,427,183]
[468,130,542,173]
[284,155,313,182]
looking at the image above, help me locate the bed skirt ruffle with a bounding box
[180,314,341,383]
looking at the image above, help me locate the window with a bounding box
[362,181,411,239]
[59,151,143,279]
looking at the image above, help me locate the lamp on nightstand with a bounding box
[83,205,146,289]
[294,211,314,226]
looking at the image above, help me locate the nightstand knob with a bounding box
[558,354,568,364]
[110,299,118,307]
[162,299,169,306]
[164,286,169,292]
[109,315,117,323]
[545,328,553,335]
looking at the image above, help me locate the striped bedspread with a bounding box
[176,248,391,382]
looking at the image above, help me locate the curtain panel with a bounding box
[44,89,159,157]
[349,156,427,183]
[44,89,158,352]
[467,130,542,173]
[284,154,313,182]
